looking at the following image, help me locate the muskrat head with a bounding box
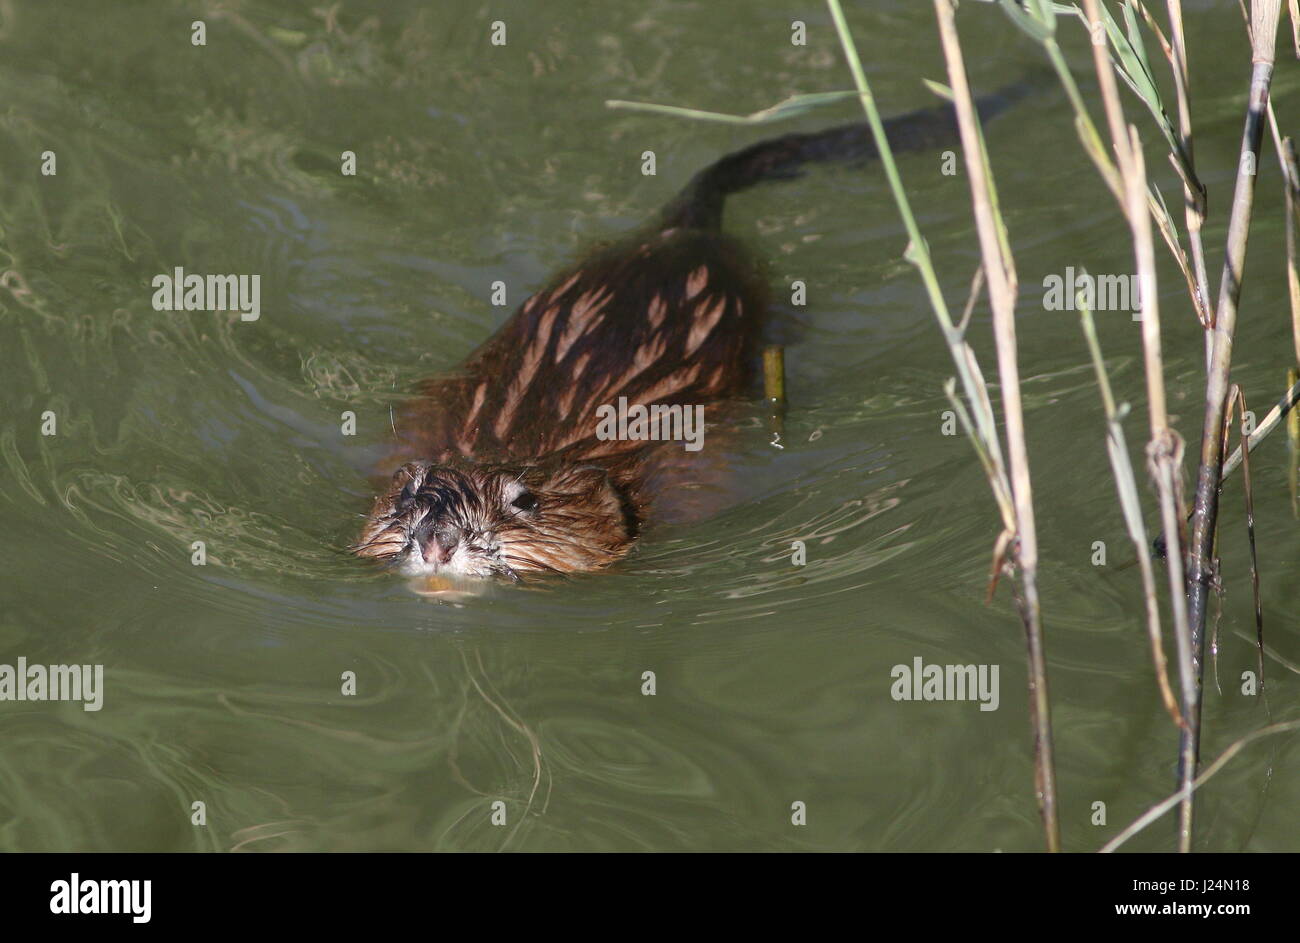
[353,460,637,579]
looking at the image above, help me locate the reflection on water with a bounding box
[0,0,1296,852]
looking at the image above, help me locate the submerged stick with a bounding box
[763,344,786,438]
[763,345,786,408]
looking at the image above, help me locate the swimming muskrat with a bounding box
[354,80,1033,581]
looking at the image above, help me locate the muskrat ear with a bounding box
[394,461,430,505]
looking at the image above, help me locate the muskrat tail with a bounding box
[657,72,1048,232]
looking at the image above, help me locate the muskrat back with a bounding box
[398,227,765,469]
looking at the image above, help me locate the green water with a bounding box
[0,0,1296,852]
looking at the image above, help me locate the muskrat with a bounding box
[354,80,1033,581]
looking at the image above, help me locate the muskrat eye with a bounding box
[397,478,420,510]
[511,491,539,513]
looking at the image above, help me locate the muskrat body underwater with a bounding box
[354,81,1032,580]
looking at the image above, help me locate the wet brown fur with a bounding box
[354,227,766,577]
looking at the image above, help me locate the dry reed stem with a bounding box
[1163,0,1216,369]
[934,0,1058,852]
[1082,0,1198,850]
[1184,0,1282,851]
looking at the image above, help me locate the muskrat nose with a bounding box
[422,528,459,566]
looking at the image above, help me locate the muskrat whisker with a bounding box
[503,536,575,553]
[500,554,568,576]
[350,532,406,555]
[511,533,623,557]
[349,534,389,553]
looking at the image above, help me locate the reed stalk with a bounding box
[1284,138,1300,368]
[1183,0,1281,849]
[932,0,1059,852]
[1163,0,1216,372]
[1076,0,1199,852]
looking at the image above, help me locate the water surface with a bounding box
[0,0,1296,851]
